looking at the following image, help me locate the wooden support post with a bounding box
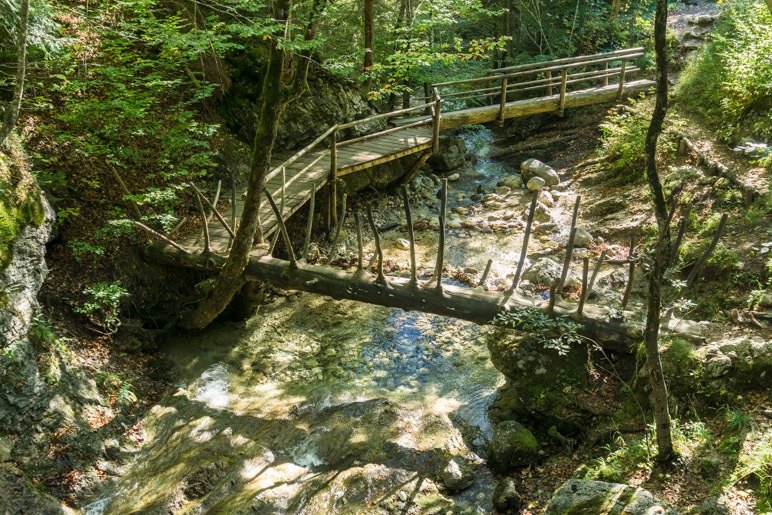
[616,60,627,101]
[478,259,493,290]
[330,131,338,228]
[134,221,191,254]
[355,211,364,272]
[557,68,568,116]
[510,191,539,291]
[620,234,636,309]
[498,77,508,125]
[191,183,236,238]
[198,180,221,245]
[194,188,211,253]
[603,62,609,87]
[230,172,237,249]
[329,193,347,262]
[432,88,442,154]
[545,70,553,96]
[264,188,297,268]
[547,281,558,314]
[302,183,317,262]
[268,167,286,253]
[556,195,580,292]
[399,150,432,186]
[424,82,432,115]
[433,178,448,293]
[366,205,387,285]
[668,205,690,267]
[401,186,418,287]
[585,249,606,303]
[577,257,589,316]
[558,227,578,295]
[302,183,316,260]
[684,213,728,290]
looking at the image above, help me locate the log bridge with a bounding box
[146,48,707,349]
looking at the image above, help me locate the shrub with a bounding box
[675,0,772,144]
[74,281,130,335]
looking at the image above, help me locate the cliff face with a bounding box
[0,149,55,432]
[222,73,386,152]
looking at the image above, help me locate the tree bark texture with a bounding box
[146,242,704,351]
[180,0,292,330]
[0,0,30,147]
[643,0,674,463]
[363,0,374,91]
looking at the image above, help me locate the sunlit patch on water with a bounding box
[192,363,230,409]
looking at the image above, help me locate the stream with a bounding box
[84,128,586,514]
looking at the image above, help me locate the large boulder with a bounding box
[428,135,467,173]
[521,158,559,187]
[438,457,475,492]
[695,336,772,388]
[488,421,539,473]
[487,328,590,433]
[545,480,671,515]
[521,257,581,290]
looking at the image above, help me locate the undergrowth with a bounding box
[675,0,772,148]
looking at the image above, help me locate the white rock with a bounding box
[395,238,410,250]
[527,176,546,191]
[521,158,560,186]
[447,173,461,182]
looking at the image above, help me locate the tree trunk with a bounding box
[767,0,772,17]
[0,0,30,147]
[363,0,374,91]
[180,0,291,330]
[643,0,674,463]
[146,242,705,350]
[610,0,621,25]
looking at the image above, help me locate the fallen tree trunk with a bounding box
[145,242,702,352]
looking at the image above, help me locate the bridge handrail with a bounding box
[485,47,643,76]
[262,93,443,228]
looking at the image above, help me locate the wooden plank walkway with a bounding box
[184,47,653,256]
[192,127,433,254]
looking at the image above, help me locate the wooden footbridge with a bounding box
[186,47,653,253]
[144,47,716,347]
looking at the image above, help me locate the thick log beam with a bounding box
[145,242,703,352]
[439,80,654,129]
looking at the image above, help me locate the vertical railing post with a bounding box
[603,62,609,87]
[545,70,553,96]
[424,82,432,115]
[432,88,441,154]
[616,60,627,101]
[329,128,338,228]
[498,76,508,125]
[557,67,568,116]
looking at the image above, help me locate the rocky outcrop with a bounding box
[545,479,672,515]
[223,73,384,151]
[0,189,55,432]
[428,135,467,173]
[695,335,772,388]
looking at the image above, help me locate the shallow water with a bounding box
[84,296,504,514]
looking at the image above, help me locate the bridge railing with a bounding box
[262,91,442,228]
[417,47,643,122]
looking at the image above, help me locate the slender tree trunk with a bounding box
[643,0,674,463]
[180,0,291,330]
[363,0,374,91]
[610,0,621,25]
[766,0,772,17]
[0,0,30,147]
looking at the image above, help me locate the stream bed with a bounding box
[84,127,593,514]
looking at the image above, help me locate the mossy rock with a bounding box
[487,328,590,433]
[544,479,670,515]
[488,420,539,473]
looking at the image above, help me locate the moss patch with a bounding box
[0,147,45,271]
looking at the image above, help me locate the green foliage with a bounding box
[675,0,772,145]
[597,99,681,182]
[74,281,130,335]
[493,307,581,356]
